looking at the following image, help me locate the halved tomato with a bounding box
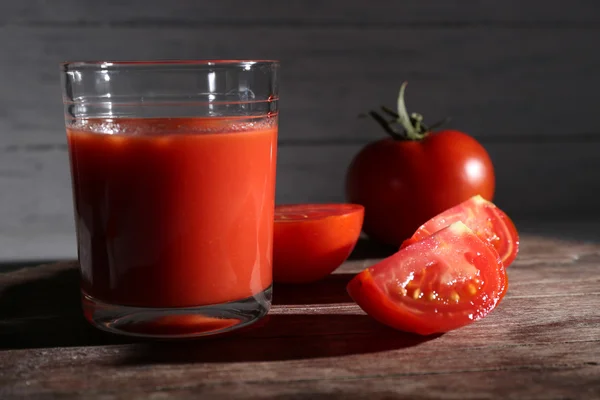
[273,204,364,283]
[401,195,519,266]
[348,221,507,335]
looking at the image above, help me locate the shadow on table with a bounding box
[116,314,438,365]
[348,237,397,260]
[273,273,355,305]
[113,237,435,363]
[0,263,439,357]
[0,238,419,354]
[272,237,395,306]
[0,266,131,349]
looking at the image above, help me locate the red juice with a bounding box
[67,117,277,308]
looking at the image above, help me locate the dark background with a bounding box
[1,0,598,261]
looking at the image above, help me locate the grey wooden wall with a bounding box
[1,0,598,261]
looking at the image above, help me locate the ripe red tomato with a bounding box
[273,204,364,284]
[347,221,507,335]
[402,195,519,266]
[346,83,495,246]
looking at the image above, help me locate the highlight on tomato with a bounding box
[273,204,364,284]
[402,195,519,266]
[346,82,495,247]
[347,221,507,335]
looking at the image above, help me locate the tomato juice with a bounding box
[67,117,277,308]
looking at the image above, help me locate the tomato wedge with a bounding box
[348,221,507,335]
[401,195,519,266]
[273,204,364,283]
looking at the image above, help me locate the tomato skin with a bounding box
[273,204,364,284]
[346,130,495,247]
[347,222,507,335]
[402,195,519,266]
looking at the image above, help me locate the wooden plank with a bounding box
[0,236,598,398]
[1,141,600,261]
[0,25,598,146]
[3,292,599,352]
[2,0,599,25]
[171,367,598,400]
[1,342,598,398]
[1,235,600,349]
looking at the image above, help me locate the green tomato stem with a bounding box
[368,111,404,140]
[367,81,449,141]
[397,82,428,141]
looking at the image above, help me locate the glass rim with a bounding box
[60,59,280,71]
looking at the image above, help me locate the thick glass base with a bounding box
[82,286,272,339]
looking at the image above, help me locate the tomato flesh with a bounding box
[347,221,507,335]
[273,204,364,283]
[402,195,519,266]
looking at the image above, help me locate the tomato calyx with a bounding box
[368,82,450,141]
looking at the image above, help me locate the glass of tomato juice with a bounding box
[60,60,279,338]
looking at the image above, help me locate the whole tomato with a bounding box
[345,82,495,246]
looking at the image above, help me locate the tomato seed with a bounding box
[466,283,477,296]
[450,291,460,303]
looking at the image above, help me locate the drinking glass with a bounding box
[61,60,279,338]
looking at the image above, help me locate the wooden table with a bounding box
[1,235,599,399]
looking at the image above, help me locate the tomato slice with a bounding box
[348,221,507,335]
[401,195,519,266]
[273,204,364,283]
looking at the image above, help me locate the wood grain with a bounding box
[0,25,597,145]
[1,343,598,399]
[2,0,598,25]
[0,235,599,399]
